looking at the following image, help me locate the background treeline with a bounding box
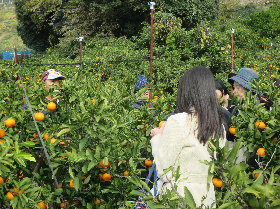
[1,0,280,75]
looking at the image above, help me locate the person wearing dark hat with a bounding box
[41,69,66,101]
[133,75,149,109]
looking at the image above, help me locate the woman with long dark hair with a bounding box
[150,66,226,207]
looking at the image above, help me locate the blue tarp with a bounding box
[3,50,33,60]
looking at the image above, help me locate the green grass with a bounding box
[0,5,28,52]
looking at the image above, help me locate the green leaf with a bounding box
[79,138,88,151]
[11,195,18,208]
[54,188,63,195]
[57,128,70,137]
[229,163,248,178]
[208,141,216,151]
[88,161,98,172]
[73,177,80,191]
[270,199,280,207]
[15,158,26,167]
[218,202,236,209]
[227,140,242,162]
[69,166,74,179]
[251,184,275,198]
[268,169,274,185]
[87,203,92,209]
[184,186,196,208]
[18,153,36,162]
[242,187,260,198]
[140,180,152,195]
[129,190,144,197]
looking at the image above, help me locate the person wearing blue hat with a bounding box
[133,75,149,109]
[229,68,258,100]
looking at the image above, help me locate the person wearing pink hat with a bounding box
[41,69,66,101]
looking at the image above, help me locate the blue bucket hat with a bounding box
[229,68,258,90]
[134,75,147,91]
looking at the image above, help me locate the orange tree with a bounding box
[204,75,280,208]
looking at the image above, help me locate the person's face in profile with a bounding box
[216,89,223,103]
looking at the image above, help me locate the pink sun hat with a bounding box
[41,69,66,81]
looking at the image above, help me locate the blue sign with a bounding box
[3,50,33,60]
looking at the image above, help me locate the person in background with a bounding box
[150,66,226,207]
[41,69,66,101]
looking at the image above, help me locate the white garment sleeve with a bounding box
[150,115,189,181]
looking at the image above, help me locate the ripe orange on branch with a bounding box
[38,201,46,209]
[252,173,259,180]
[123,171,129,175]
[257,148,265,157]
[145,159,153,167]
[212,178,223,188]
[34,112,44,121]
[229,126,236,135]
[255,121,265,130]
[99,159,110,168]
[0,177,4,184]
[0,129,5,137]
[5,118,15,128]
[47,102,56,111]
[102,173,111,181]
[7,192,14,200]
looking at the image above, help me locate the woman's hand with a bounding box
[150,122,166,138]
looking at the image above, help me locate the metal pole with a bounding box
[270,43,273,79]
[148,2,155,108]
[79,37,84,84]
[230,28,234,73]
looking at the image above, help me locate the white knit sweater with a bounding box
[150,112,226,208]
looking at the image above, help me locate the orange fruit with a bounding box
[257,148,265,157]
[5,118,15,128]
[102,173,111,181]
[7,192,14,200]
[99,159,110,168]
[13,188,19,196]
[145,159,153,167]
[159,121,166,129]
[19,190,24,194]
[160,90,163,94]
[100,168,108,172]
[74,200,81,205]
[0,129,5,137]
[123,171,129,175]
[252,173,259,180]
[51,138,57,144]
[38,201,46,209]
[0,177,4,184]
[94,197,101,204]
[33,133,38,138]
[47,102,56,111]
[44,133,48,140]
[70,179,74,188]
[271,137,277,143]
[34,112,44,121]
[229,126,236,135]
[60,200,69,209]
[212,178,223,187]
[255,121,265,130]
[92,99,95,103]
[95,83,97,87]
[82,176,86,180]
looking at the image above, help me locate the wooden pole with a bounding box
[149,2,155,108]
[79,37,84,84]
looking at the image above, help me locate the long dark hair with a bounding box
[215,79,229,97]
[176,66,224,144]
